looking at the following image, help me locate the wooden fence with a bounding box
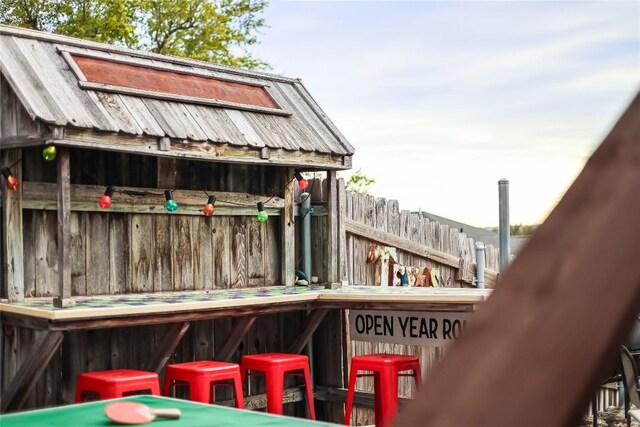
[343,187,500,425]
[301,177,499,425]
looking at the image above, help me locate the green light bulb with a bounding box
[164,190,178,212]
[256,202,268,222]
[42,146,56,161]
[165,199,178,212]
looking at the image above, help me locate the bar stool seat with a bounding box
[75,369,160,402]
[163,361,244,408]
[241,352,315,419]
[344,354,421,427]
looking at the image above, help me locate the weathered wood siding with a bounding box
[2,147,311,414]
[18,148,284,296]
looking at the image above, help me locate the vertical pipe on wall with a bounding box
[475,242,485,289]
[301,192,312,282]
[498,179,511,271]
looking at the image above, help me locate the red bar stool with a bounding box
[163,361,244,408]
[344,354,421,427]
[241,353,315,419]
[75,369,160,402]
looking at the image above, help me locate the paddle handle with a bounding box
[151,408,182,419]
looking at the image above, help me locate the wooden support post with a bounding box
[327,171,338,283]
[1,331,64,411]
[145,321,191,373]
[288,309,329,354]
[53,147,73,308]
[396,93,640,427]
[215,316,256,362]
[282,168,295,287]
[158,137,171,151]
[51,126,65,141]
[337,178,347,283]
[2,148,24,302]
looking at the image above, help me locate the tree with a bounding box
[491,224,537,236]
[346,168,375,195]
[0,0,268,69]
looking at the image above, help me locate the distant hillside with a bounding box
[416,212,535,255]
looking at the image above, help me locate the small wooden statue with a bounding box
[367,245,398,287]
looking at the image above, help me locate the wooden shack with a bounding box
[0,24,353,415]
[1,25,505,427]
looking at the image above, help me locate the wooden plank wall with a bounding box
[3,148,310,413]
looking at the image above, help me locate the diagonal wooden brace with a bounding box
[288,309,329,354]
[2,331,64,411]
[145,322,191,373]
[216,316,257,362]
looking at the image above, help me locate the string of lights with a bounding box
[1,145,56,192]
[1,146,314,222]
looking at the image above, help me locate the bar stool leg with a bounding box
[232,371,245,409]
[162,377,173,397]
[343,366,359,425]
[302,364,316,420]
[150,381,161,396]
[75,381,85,403]
[377,367,399,427]
[189,379,210,404]
[415,367,422,387]
[265,368,285,415]
[373,372,384,427]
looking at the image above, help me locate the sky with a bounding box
[250,0,640,227]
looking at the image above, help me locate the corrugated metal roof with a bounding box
[0,25,354,157]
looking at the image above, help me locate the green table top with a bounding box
[0,395,337,426]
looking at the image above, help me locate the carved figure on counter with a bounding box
[407,267,417,287]
[400,266,409,287]
[415,268,427,287]
[366,244,398,287]
[393,264,401,286]
[430,267,441,288]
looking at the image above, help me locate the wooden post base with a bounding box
[53,297,76,308]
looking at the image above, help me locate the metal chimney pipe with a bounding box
[499,179,511,271]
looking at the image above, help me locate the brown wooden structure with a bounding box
[0,24,354,416]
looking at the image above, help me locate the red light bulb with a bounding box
[98,186,114,209]
[1,167,19,192]
[99,195,112,209]
[294,171,308,191]
[203,204,215,216]
[6,175,19,192]
[203,195,216,217]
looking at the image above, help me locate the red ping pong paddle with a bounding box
[105,402,181,425]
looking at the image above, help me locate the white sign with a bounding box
[349,310,471,347]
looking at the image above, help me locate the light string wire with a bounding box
[3,149,313,212]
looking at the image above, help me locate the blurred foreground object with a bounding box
[395,92,640,427]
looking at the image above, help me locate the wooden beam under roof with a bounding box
[42,129,352,170]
